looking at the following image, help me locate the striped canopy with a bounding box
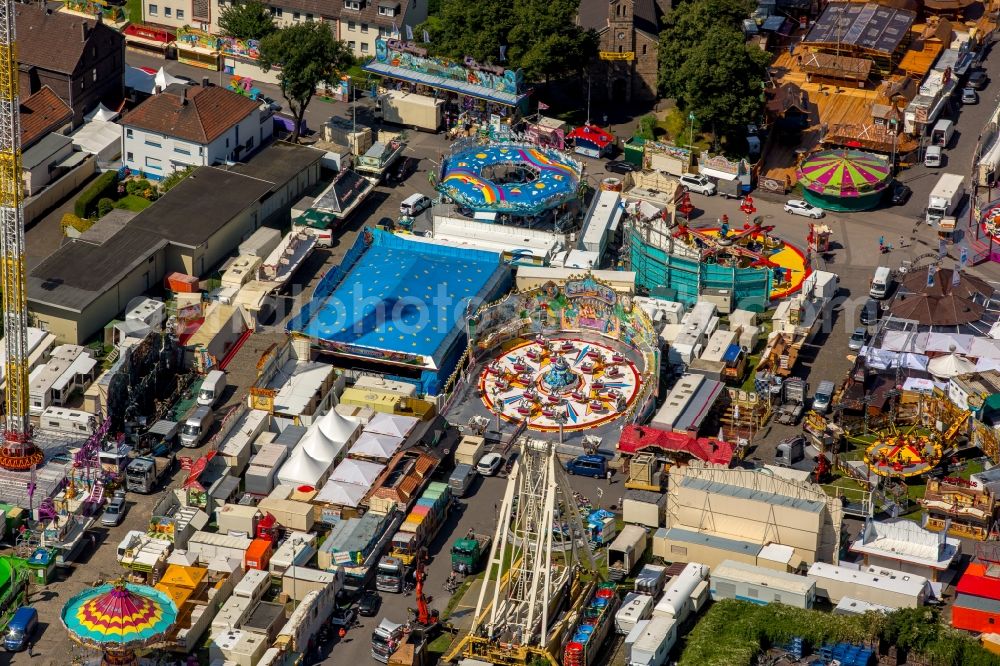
[61,582,178,650]
[796,150,891,198]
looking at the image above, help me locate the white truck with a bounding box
[926,173,964,225]
[125,453,176,494]
[608,525,648,581]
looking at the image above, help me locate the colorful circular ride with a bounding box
[796,150,892,212]
[980,199,1000,245]
[673,221,811,300]
[479,336,642,432]
[61,581,178,665]
[864,433,944,478]
[438,144,582,215]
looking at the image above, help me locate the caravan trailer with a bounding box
[38,407,96,436]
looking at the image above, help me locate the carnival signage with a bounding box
[374,38,524,95]
[316,338,426,367]
[565,277,617,305]
[600,51,635,61]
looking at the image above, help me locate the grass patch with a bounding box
[957,459,985,480]
[443,579,474,620]
[125,0,142,23]
[428,633,455,654]
[115,194,152,212]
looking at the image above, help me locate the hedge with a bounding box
[74,171,119,218]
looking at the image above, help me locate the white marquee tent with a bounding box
[277,445,331,487]
[365,413,419,439]
[349,432,404,460]
[927,352,976,380]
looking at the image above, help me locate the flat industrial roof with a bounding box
[679,476,826,514]
[808,562,928,598]
[660,527,762,556]
[129,167,274,248]
[713,559,816,594]
[230,141,324,192]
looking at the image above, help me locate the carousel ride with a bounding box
[863,426,944,478]
[796,149,893,212]
[479,335,642,432]
[673,215,811,300]
[61,580,178,665]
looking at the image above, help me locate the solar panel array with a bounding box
[805,2,916,55]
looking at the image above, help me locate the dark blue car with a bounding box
[4,606,37,651]
[565,455,607,478]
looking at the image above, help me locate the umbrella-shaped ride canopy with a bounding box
[62,582,178,650]
[797,149,892,198]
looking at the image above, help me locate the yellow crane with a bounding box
[0,3,42,471]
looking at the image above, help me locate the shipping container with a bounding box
[217,504,264,536]
[245,538,273,571]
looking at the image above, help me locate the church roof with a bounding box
[578,0,661,38]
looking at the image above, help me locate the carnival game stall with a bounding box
[568,125,615,158]
[363,39,529,133]
[796,149,892,212]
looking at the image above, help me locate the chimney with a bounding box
[81,22,89,41]
[154,85,162,95]
[202,77,210,88]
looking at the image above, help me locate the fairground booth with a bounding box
[123,24,175,57]
[363,39,530,134]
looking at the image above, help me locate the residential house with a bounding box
[16,5,125,126]
[339,0,428,60]
[20,87,73,150]
[119,81,272,180]
[262,0,339,29]
[577,0,660,102]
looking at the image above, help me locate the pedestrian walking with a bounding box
[606,469,613,485]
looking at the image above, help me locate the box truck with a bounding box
[926,173,964,225]
[375,90,443,133]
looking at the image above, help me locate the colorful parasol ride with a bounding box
[796,149,892,212]
[61,581,178,665]
[863,433,943,478]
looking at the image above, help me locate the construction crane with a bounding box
[0,2,42,471]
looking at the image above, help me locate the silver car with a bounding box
[848,327,867,352]
[101,493,128,527]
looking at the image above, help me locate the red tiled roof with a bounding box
[20,86,72,149]
[617,425,736,466]
[957,563,1000,600]
[569,124,614,148]
[120,84,260,144]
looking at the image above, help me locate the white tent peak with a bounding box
[300,425,343,465]
[927,352,976,379]
[329,457,385,486]
[365,412,419,439]
[317,407,360,444]
[86,103,119,122]
[155,67,186,91]
[277,444,329,487]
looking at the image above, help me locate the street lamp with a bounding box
[688,112,696,149]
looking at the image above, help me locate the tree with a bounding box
[259,23,354,143]
[159,166,194,193]
[658,0,767,141]
[419,0,514,64]
[218,0,276,41]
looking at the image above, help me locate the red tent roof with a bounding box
[568,124,614,148]
[956,563,1000,600]
[617,425,735,466]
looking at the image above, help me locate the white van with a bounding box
[869,266,893,299]
[400,193,432,217]
[180,405,214,447]
[198,370,227,407]
[925,145,942,168]
[931,119,954,147]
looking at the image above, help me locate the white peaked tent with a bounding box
[86,103,119,122]
[277,445,330,487]
[300,425,344,465]
[317,407,361,444]
[349,432,404,460]
[927,352,976,380]
[365,412,419,439]
[312,482,367,508]
[155,67,186,91]
[329,458,385,487]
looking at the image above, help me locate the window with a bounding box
[226,138,230,147]
[344,0,360,9]
[149,3,157,14]
[378,5,393,15]
[747,587,759,598]
[348,20,356,30]
[361,23,368,33]
[293,11,300,19]
[271,6,282,16]
[145,139,162,148]
[361,42,369,52]
[306,13,313,20]
[669,545,687,556]
[348,40,356,49]
[379,26,390,36]
[164,6,171,16]
[773,594,781,603]
[177,8,184,18]
[199,147,204,156]
[618,45,623,53]
[174,146,191,155]
[126,152,134,161]
[247,136,254,150]
[92,68,97,81]
[642,44,647,55]
[126,129,133,138]
[145,156,162,169]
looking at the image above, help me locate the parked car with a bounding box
[358,590,382,617]
[330,606,358,627]
[260,95,282,112]
[962,87,979,104]
[678,173,716,195]
[565,455,608,478]
[969,70,989,90]
[3,607,37,652]
[784,199,825,218]
[477,452,503,476]
[390,157,417,184]
[848,327,868,352]
[859,298,881,326]
[890,182,911,206]
[606,160,638,175]
[101,492,128,527]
